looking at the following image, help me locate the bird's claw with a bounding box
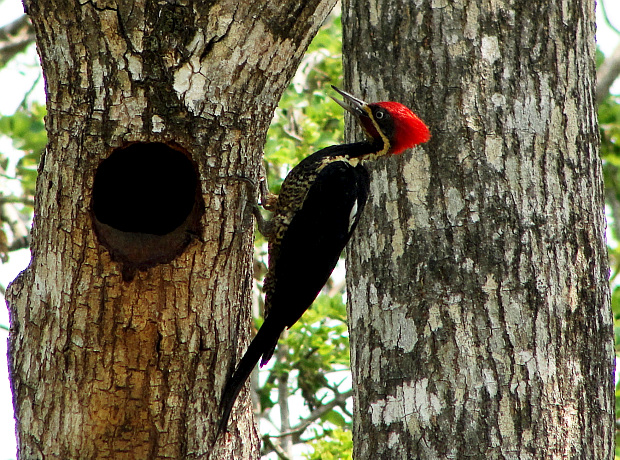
[236,171,276,238]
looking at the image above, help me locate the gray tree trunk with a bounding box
[343,0,613,458]
[6,1,335,458]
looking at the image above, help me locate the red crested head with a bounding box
[331,86,430,156]
[372,101,431,155]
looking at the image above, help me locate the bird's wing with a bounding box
[265,160,369,328]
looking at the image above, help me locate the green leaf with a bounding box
[320,408,346,427]
[303,428,353,460]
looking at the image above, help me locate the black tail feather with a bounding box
[216,319,283,438]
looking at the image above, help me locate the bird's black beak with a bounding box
[330,85,367,118]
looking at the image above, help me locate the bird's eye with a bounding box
[375,110,385,119]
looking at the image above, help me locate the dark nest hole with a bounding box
[91,142,203,281]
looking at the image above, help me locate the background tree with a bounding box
[343,0,613,458]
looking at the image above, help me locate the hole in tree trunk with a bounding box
[92,142,203,281]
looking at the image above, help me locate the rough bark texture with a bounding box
[343,0,613,459]
[6,1,335,458]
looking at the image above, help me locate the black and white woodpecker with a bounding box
[218,86,431,435]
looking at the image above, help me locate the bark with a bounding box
[5,1,335,459]
[343,0,613,459]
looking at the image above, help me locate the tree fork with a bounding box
[6,1,336,458]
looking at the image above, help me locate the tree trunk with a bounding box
[343,0,613,458]
[6,1,335,458]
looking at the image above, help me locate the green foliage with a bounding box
[600,97,620,166]
[263,13,344,195]
[303,427,353,460]
[0,101,47,199]
[0,101,46,263]
[597,44,620,460]
[251,13,354,457]
[616,380,620,460]
[256,293,351,421]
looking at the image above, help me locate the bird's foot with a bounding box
[236,171,276,238]
[255,162,278,211]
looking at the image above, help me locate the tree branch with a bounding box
[279,388,353,441]
[600,0,620,36]
[260,384,353,457]
[0,15,36,68]
[0,195,35,206]
[261,436,291,460]
[597,41,620,104]
[1,201,31,254]
[276,333,293,457]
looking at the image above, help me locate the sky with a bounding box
[0,1,619,459]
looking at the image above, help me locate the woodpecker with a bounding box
[217,86,430,436]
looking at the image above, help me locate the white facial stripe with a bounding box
[364,105,391,156]
[348,199,359,233]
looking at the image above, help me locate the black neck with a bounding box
[342,138,385,160]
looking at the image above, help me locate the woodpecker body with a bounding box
[260,141,375,362]
[217,87,430,436]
